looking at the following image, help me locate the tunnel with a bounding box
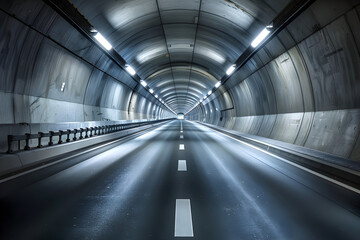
[0,0,360,239]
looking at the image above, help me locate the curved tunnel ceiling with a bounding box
[71,0,289,114]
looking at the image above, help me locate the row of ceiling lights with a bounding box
[93,24,273,116]
[185,25,273,115]
[92,31,177,115]
[140,80,177,115]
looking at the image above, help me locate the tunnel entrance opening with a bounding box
[177,113,184,120]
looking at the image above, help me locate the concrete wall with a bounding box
[187,1,360,161]
[0,0,173,126]
[0,0,174,152]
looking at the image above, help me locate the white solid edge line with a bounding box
[174,199,194,237]
[178,160,187,171]
[179,144,185,150]
[0,122,172,184]
[205,125,360,195]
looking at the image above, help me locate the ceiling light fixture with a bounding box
[251,26,272,48]
[215,81,221,88]
[226,64,236,75]
[125,64,136,76]
[140,80,147,87]
[94,32,112,50]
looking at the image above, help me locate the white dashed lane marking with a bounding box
[179,144,185,150]
[174,199,194,237]
[178,160,187,171]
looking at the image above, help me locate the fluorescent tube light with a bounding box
[149,89,154,94]
[226,64,236,75]
[155,94,158,98]
[215,81,221,88]
[208,90,212,95]
[140,80,147,87]
[94,32,112,50]
[125,65,136,76]
[251,27,271,48]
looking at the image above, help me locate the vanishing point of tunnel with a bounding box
[0,0,360,239]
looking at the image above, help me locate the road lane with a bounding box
[0,120,359,240]
[185,121,360,240]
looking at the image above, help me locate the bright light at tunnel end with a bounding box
[251,27,271,48]
[177,114,184,120]
[94,32,112,50]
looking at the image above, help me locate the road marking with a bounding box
[178,160,187,171]
[174,199,194,237]
[204,125,360,195]
[180,130,183,133]
[179,144,185,150]
[180,135,184,139]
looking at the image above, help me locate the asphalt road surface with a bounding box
[0,120,359,240]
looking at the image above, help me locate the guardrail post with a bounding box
[66,129,71,142]
[73,129,77,141]
[79,128,84,139]
[5,119,169,154]
[38,132,43,148]
[58,130,64,144]
[85,127,89,138]
[48,131,54,146]
[7,135,14,153]
[24,133,31,150]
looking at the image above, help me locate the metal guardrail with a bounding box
[7,119,173,153]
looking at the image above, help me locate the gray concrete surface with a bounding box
[0,120,359,239]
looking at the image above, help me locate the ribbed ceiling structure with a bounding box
[71,0,290,114]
